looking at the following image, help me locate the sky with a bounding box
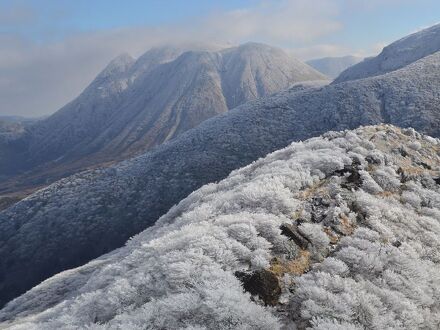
[1,0,439,117]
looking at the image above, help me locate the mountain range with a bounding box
[1,24,440,309]
[1,124,439,329]
[0,43,325,194]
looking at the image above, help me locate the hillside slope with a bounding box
[0,46,185,183]
[1,125,439,329]
[307,55,363,78]
[0,117,42,179]
[0,45,439,308]
[334,23,440,83]
[0,43,325,192]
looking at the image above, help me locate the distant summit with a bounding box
[307,55,363,78]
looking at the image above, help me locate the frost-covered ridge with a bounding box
[1,125,439,329]
[334,23,440,83]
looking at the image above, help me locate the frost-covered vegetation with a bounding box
[1,28,440,307]
[1,125,439,329]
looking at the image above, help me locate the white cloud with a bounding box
[193,0,342,45]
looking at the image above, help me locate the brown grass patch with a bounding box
[339,213,355,235]
[376,191,395,198]
[323,227,339,244]
[270,250,311,277]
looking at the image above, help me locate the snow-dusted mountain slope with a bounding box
[307,55,363,79]
[1,125,439,329]
[334,23,440,83]
[0,43,325,188]
[0,45,440,308]
[1,46,182,174]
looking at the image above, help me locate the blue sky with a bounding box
[1,0,439,116]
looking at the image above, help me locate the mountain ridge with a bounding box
[334,23,440,83]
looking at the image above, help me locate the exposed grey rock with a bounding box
[280,223,311,249]
[236,269,282,306]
